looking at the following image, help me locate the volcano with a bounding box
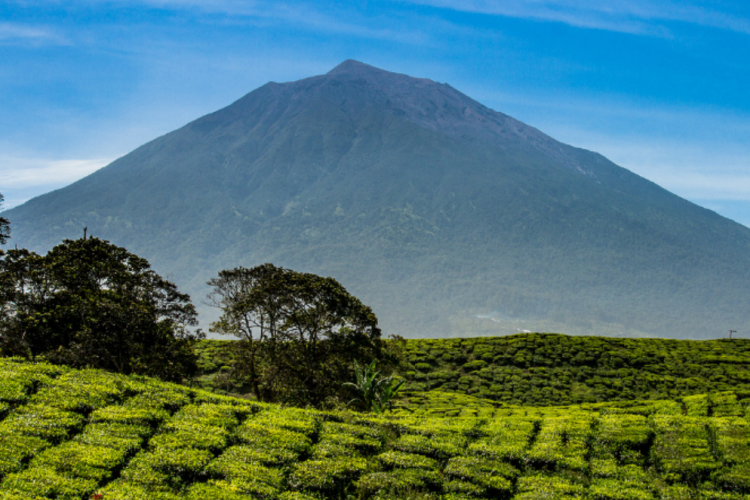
[6,60,750,338]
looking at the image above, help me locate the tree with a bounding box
[0,193,9,245]
[207,263,387,406]
[0,237,201,381]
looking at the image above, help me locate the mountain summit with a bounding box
[6,61,750,338]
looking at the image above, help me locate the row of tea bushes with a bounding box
[192,335,750,407]
[391,389,750,421]
[2,358,750,499]
[400,334,750,406]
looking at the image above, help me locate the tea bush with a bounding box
[3,354,750,499]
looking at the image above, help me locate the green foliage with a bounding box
[120,446,214,490]
[469,418,538,462]
[443,456,517,496]
[515,474,586,500]
[206,264,386,407]
[652,415,720,483]
[587,478,655,500]
[1,466,98,500]
[0,193,8,246]
[1,404,85,443]
[0,432,49,479]
[203,456,283,497]
[3,357,750,499]
[356,469,441,498]
[392,335,750,407]
[393,433,466,461]
[346,359,406,413]
[0,237,201,382]
[236,422,313,459]
[377,450,438,470]
[288,457,369,496]
[527,416,593,470]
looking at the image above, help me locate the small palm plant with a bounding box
[345,360,405,413]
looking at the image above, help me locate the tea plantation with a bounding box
[398,334,750,405]
[2,356,750,499]
[195,334,750,407]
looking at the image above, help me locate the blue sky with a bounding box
[2,0,750,225]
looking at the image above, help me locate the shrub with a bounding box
[468,418,537,462]
[514,474,586,500]
[29,370,127,413]
[205,454,283,489]
[90,405,169,427]
[592,414,651,465]
[377,450,439,470]
[527,416,593,470]
[236,422,312,457]
[462,360,488,372]
[0,432,49,478]
[100,480,182,500]
[120,447,213,490]
[393,433,465,460]
[356,469,441,497]
[0,404,84,443]
[74,422,150,450]
[587,478,655,500]
[443,456,517,496]
[652,415,720,482]
[28,441,130,482]
[216,444,297,467]
[288,457,369,495]
[185,481,250,500]
[251,408,320,437]
[0,466,98,500]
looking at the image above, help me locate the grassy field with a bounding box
[2,355,750,499]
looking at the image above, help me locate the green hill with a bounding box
[2,356,750,499]
[6,60,750,338]
[194,334,750,407]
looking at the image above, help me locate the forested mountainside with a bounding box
[7,60,750,338]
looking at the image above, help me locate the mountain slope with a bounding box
[6,60,750,338]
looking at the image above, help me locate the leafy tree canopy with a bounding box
[0,237,201,381]
[208,263,389,406]
[0,193,9,245]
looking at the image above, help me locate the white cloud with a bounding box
[51,0,434,44]
[0,22,66,44]
[403,0,750,36]
[0,156,111,209]
[0,157,110,189]
[461,85,750,203]
[594,143,750,201]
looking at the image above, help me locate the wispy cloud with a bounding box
[0,157,110,188]
[0,156,111,209]
[48,0,434,44]
[462,85,750,203]
[551,131,750,201]
[0,22,66,45]
[403,0,750,36]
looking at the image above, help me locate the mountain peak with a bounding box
[8,62,750,339]
[326,59,387,78]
